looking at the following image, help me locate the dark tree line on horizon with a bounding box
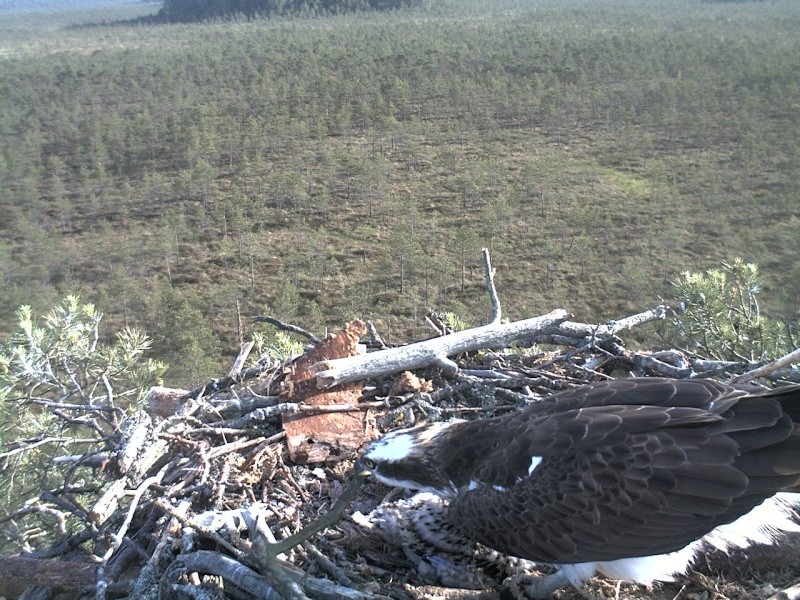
[157,0,421,21]
[0,0,151,11]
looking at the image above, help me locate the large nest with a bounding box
[2,297,800,600]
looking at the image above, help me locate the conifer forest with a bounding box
[1,0,799,384]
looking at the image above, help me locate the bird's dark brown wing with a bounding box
[446,378,800,563]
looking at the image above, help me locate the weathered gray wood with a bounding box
[0,556,95,598]
[732,347,800,383]
[312,309,571,389]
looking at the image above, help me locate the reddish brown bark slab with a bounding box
[281,320,375,463]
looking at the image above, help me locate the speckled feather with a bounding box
[361,378,800,578]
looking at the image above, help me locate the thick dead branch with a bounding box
[178,551,283,599]
[525,305,668,349]
[731,347,800,383]
[179,550,378,600]
[631,354,694,379]
[607,305,669,332]
[210,394,282,416]
[0,556,96,597]
[109,413,152,477]
[51,453,109,467]
[313,309,571,388]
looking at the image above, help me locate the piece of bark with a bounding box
[389,372,434,396]
[281,320,374,464]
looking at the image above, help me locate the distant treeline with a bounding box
[0,0,148,11]
[157,0,421,21]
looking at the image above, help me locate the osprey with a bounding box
[358,378,800,597]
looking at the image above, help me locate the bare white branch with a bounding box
[482,247,502,324]
[313,309,570,388]
[731,347,800,384]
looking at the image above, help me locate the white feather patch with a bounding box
[365,421,462,463]
[702,492,800,550]
[417,420,463,443]
[528,455,543,475]
[555,492,800,586]
[365,429,416,462]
